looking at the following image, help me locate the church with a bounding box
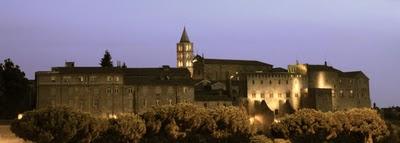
[35,28,371,118]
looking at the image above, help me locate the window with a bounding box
[156,100,160,105]
[252,93,256,98]
[63,76,71,82]
[252,80,255,85]
[260,80,263,84]
[178,46,182,51]
[114,88,119,94]
[79,76,84,82]
[269,93,274,98]
[295,93,299,98]
[269,80,272,84]
[128,88,133,93]
[106,88,111,94]
[169,99,172,105]
[90,76,96,82]
[51,76,56,82]
[183,87,188,94]
[115,76,120,82]
[156,93,160,97]
[286,80,289,84]
[107,76,113,81]
[260,93,265,98]
[286,93,290,98]
[278,93,282,98]
[278,80,281,84]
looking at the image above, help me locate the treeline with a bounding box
[378,106,400,142]
[11,104,258,143]
[271,108,388,143]
[11,104,389,143]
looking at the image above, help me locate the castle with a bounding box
[35,28,371,117]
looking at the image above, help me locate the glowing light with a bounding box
[17,113,23,120]
[274,119,280,123]
[108,114,118,119]
[249,117,255,125]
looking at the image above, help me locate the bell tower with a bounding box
[177,27,194,76]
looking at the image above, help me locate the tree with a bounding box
[95,114,146,143]
[100,50,113,68]
[271,108,389,143]
[122,62,127,68]
[10,107,104,143]
[0,58,30,119]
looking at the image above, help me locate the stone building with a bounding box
[35,64,194,116]
[288,62,371,111]
[35,27,371,117]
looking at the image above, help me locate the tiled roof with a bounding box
[204,58,272,67]
[307,65,342,73]
[340,71,368,79]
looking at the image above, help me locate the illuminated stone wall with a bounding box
[246,72,307,113]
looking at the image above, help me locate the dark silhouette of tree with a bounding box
[0,58,30,119]
[100,50,113,68]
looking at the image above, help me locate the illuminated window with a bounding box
[260,93,265,98]
[156,100,160,105]
[178,46,182,51]
[269,93,273,98]
[115,76,119,82]
[169,99,172,105]
[79,76,84,82]
[51,76,56,82]
[350,90,353,94]
[114,88,119,94]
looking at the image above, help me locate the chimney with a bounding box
[324,61,327,66]
[65,62,75,68]
[162,65,170,71]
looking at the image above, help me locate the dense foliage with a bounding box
[141,103,255,143]
[95,114,146,143]
[0,58,31,119]
[11,105,390,143]
[271,108,389,143]
[378,106,400,143]
[10,107,103,143]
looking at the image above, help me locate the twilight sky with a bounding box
[0,0,399,107]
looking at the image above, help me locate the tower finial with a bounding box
[180,27,190,42]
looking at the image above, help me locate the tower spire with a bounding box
[180,27,190,42]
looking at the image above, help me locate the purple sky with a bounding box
[1,0,399,107]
